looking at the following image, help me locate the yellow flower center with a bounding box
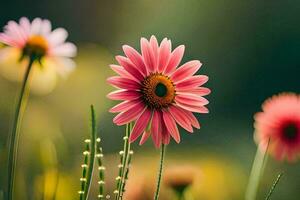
[23,35,48,60]
[141,73,175,109]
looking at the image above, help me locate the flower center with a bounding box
[141,73,175,109]
[22,35,48,60]
[155,83,167,97]
[282,122,299,142]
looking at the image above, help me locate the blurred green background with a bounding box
[0,0,300,199]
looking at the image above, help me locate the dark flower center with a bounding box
[155,83,168,97]
[141,73,175,109]
[22,35,48,61]
[282,122,298,142]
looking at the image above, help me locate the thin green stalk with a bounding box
[154,144,166,200]
[245,141,270,200]
[96,137,105,200]
[121,150,134,194]
[265,173,283,200]
[7,58,34,200]
[116,123,132,200]
[79,139,91,200]
[78,105,97,200]
[118,123,133,199]
[84,105,97,200]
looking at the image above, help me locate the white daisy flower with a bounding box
[0,17,77,94]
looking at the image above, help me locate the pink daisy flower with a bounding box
[0,17,76,94]
[107,36,210,147]
[254,93,300,162]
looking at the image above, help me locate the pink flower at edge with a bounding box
[107,36,210,148]
[0,17,77,94]
[254,93,300,162]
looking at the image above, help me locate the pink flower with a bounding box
[0,17,77,94]
[107,36,210,147]
[254,93,300,162]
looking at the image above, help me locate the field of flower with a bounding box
[0,1,300,200]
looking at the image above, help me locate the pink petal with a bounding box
[162,110,181,143]
[287,149,297,162]
[176,75,209,90]
[176,93,209,106]
[139,131,151,145]
[158,38,171,72]
[141,37,156,73]
[6,21,26,45]
[52,57,76,77]
[179,87,211,96]
[51,42,77,57]
[170,60,202,83]
[109,99,142,113]
[107,90,141,101]
[48,28,68,46]
[19,17,31,36]
[107,76,141,90]
[274,143,285,161]
[0,33,19,47]
[110,64,132,78]
[40,19,52,35]
[30,18,42,35]
[150,35,159,71]
[169,106,193,132]
[130,108,152,142]
[122,45,147,76]
[113,103,146,125]
[164,45,185,75]
[151,110,161,148]
[116,56,144,81]
[161,117,171,145]
[180,108,201,129]
[176,101,209,113]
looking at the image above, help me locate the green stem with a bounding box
[84,105,97,200]
[245,142,269,200]
[96,137,105,200]
[117,123,132,200]
[7,58,34,200]
[154,144,166,200]
[265,173,283,200]
[176,192,185,200]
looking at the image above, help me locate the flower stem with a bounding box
[176,192,185,200]
[154,144,166,200]
[7,58,34,200]
[245,142,269,200]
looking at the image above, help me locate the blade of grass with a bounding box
[245,140,270,200]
